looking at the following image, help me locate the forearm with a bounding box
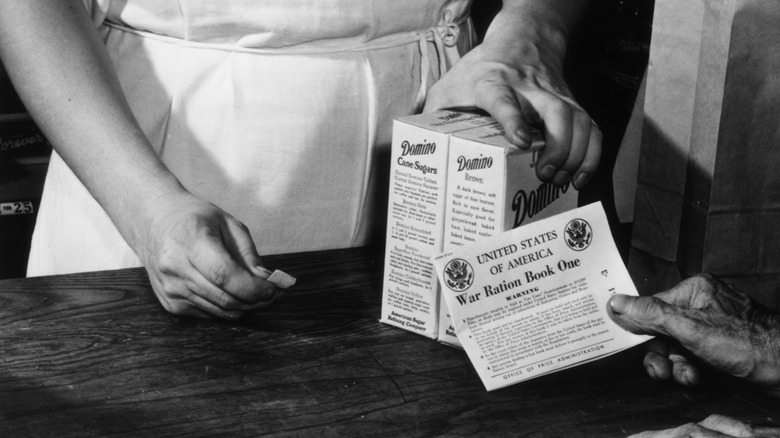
[0,0,185,248]
[482,0,587,73]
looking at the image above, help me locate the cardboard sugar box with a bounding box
[380,111,578,343]
[437,122,578,347]
[380,110,494,339]
[381,111,492,339]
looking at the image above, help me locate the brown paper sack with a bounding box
[629,0,780,311]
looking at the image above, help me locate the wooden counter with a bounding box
[1,247,778,436]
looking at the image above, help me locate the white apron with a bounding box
[28,0,474,275]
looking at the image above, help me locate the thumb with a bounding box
[222,219,270,279]
[608,294,676,337]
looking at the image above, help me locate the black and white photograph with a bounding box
[1,1,779,436]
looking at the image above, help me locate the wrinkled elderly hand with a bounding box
[607,274,780,398]
[425,2,601,190]
[628,414,780,438]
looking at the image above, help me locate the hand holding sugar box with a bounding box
[380,111,578,343]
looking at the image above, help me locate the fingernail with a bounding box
[540,165,557,180]
[515,130,531,147]
[261,287,277,300]
[645,364,658,380]
[254,265,272,278]
[574,172,590,189]
[609,295,628,314]
[683,368,699,386]
[553,170,570,187]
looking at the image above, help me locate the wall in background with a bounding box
[0,64,51,279]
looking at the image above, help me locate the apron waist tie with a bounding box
[413,17,464,113]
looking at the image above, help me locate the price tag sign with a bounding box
[0,201,35,216]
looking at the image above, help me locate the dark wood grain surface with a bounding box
[1,247,778,437]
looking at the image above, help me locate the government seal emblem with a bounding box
[564,218,592,251]
[443,258,474,292]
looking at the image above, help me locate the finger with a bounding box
[252,288,286,311]
[627,425,691,438]
[186,270,277,312]
[149,266,267,317]
[610,295,711,375]
[221,218,270,278]
[607,294,676,336]
[185,294,245,320]
[553,108,591,187]
[187,225,276,303]
[474,82,534,147]
[643,338,673,381]
[184,274,279,317]
[156,292,215,319]
[572,121,602,189]
[668,344,700,386]
[628,423,728,438]
[698,415,756,437]
[528,93,574,183]
[689,426,744,438]
[644,339,702,387]
[149,241,274,316]
[148,274,214,319]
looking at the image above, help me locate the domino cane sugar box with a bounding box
[380,110,493,339]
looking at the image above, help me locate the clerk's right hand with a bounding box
[136,192,279,319]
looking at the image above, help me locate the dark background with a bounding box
[0,66,51,279]
[0,1,655,279]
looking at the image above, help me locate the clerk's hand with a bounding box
[607,274,780,398]
[424,41,601,190]
[136,192,279,319]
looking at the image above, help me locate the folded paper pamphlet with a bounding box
[432,202,650,391]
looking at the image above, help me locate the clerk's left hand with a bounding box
[424,42,601,190]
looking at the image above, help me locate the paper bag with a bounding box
[629,0,780,311]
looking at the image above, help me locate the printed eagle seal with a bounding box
[564,218,592,251]
[443,258,474,292]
